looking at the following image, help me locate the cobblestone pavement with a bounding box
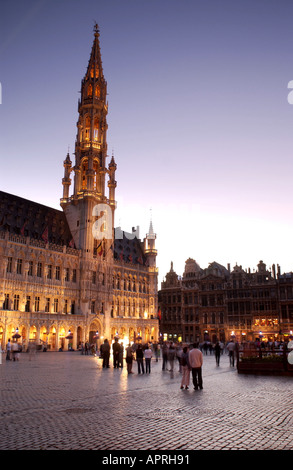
[0,350,292,451]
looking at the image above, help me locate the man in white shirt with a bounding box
[144,345,152,374]
[188,343,203,390]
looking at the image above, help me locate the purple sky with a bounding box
[1,0,293,282]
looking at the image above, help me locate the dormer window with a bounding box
[93,118,99,141]
[95,85,100,98]
[87,83,93,98]
[84,116,91,141]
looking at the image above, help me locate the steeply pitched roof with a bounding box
[0,191,73,247]
[114,229,147,266]
[202,261,229,278]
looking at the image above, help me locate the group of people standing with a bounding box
[99,338,153,375]
[5,339,21,361]
[98,338,204,390]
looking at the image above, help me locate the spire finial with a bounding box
[94,22,100,36]
[147,209,155,239]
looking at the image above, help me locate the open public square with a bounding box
[0,349,292,452]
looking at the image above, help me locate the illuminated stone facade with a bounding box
[159,259,293,344]
[0,26,159,350]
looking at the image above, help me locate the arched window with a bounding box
[93,160,99,191]
[84,116,91,141]
[87,83,93,98]
[93,118,99,141]
[81,159,88,190]
[90,67,99,79]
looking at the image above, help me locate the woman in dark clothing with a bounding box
[214,341,221,366]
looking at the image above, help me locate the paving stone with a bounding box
[0,351,292,450]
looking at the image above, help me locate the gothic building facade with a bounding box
[0,26,159,350]
[159,258,293,345]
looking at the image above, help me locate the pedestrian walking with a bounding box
[167,342,176,372]
[28,340,37,361]
[112,338,120,368]
[214,341,221,366]
[11,340,20,361]
[219,341,224,355]
[6,339,11,361]
[101,339,110,368]
[118,342,124,368]
[126,344,134,374]
[227,340,235,367]
[189,343,203,390]
[162,342,168,370]
[180,347,191,389]
[136,344,145,374]
[153,342,159,362]
[144,344,152,373]
[176,344,183,372]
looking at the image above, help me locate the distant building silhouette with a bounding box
[159,259,293,344]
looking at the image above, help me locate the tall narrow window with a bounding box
[3,294,9,310]
[16,258,22,275]
[25,296,31,312]
[84,116,91,141]
[93,160,99,191]
[47,264,52,279]
[87,83,93,98]
[37,262,42,277]
[90,66,99,79]
[55,266,60,281]
[54,298,59,313]
[81,159,88,189]
[95,85,100,98]
[45,298,50,313]
[93,118,99,141]
[7,257,12,273]
[28,261,33,276]
[35,296,40,312]
[65,268,70,282]
[13,295,20,310]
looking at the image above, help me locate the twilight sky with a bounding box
[1,0,293,282]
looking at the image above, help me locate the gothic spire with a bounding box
[80,23,107,107]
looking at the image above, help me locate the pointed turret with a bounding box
[108,153,117,204]
[144,219,157,268]
[61,152,72,202]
